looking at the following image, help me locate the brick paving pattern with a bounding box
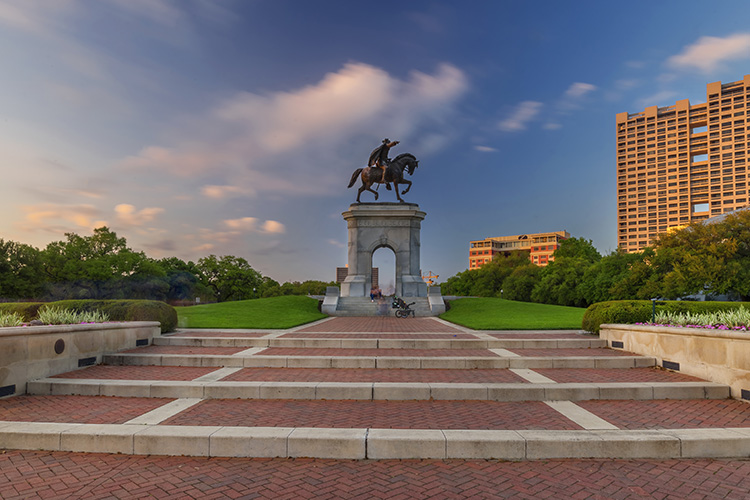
[279,332,479,339]
[256,347,498,357]
[161,399,582,430]
[3,450,750,500]
[0,395,173,424]
[167,331,270,338]
[536,367,705,383]
[507,347,635,357]
[222,367,527,383]
[121,345,246,355]
[579,399,750,429]
[295,317,464,333]
[52,365,219,380]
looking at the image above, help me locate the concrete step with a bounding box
[4,421,750,460]
[28,378,730,401]
[2,396,748,460]
[3,320,744,462]
[334,297,433,317]
[153,336,608,349]
[102,353,656,370]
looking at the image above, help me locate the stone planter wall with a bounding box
[0,322,161,397]
[600,323,750,399]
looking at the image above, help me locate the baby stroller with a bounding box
[392,296,415,318]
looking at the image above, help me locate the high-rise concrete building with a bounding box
[469,230,570,269]
[616,75,750,252]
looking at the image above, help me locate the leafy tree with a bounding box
[0,239,45,299]
[580,248,644,304]
[41,227,166,300]
[501,264,541,302]
[554,237,602,263]
[531,238,602,307]
[196,255,262,302]
[649,210,750,300]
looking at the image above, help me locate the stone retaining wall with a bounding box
[0,322,161,397]
[600,323,750,399]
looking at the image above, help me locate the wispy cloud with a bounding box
[21,203,108,233]
[668,33,750,73]
[474,145,498,153]
[498,101,543,132]
[119,62,469,196]
[564,82,597,99]
[637,90,678,108]
[114,204,164,227]
[224,217,286,234]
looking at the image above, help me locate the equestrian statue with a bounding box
[347,138,420,203]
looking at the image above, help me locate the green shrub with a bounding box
[0,302,45,321]
[0,312,24,327]
[49,300,177,333]
[0,300,177,333]
[582,300,750,333]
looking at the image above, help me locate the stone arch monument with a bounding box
[340,203,428,298]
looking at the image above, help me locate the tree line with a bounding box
[440,209,750,307]
[0,227,335,303]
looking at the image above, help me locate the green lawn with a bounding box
[176,295,326,329]
[440,297,585,330]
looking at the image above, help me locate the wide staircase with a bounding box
[3,316,750,460]
[334,296,432,316]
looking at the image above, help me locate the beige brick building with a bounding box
[617,75,750,252]
[469,231,570,269]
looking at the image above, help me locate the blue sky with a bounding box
[2,1,750,287]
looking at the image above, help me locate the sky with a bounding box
[3,1,750,288]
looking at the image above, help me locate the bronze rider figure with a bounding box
[368,138,399,190]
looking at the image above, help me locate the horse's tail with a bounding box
[347,168,364,188]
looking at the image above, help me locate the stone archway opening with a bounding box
[340,203,427,298]
[372,246,396,296]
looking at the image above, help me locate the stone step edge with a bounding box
[28,379,730,401]
[103,354,657,370]
[1,422,748,460]
[155,338,607,349]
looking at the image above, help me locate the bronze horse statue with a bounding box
[347,153,419,203]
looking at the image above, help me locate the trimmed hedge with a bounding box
[0,300,177,333]
[582,300,750,333]
[0,302,45,321]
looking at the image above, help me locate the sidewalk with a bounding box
[2,316,750,498]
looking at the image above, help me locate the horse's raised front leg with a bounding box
[400,179,412,195]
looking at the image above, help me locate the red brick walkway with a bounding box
[122,345,246,355]
[537,368,703,383]
[223,367,527,383]
[296,317,464,333]
[506,348,633,357]
[256,347,498,357]
[279,332,479,339]
[160,399,582,429]
[578,399,750,429]
[0,395,173,424]
[2,451,750,499]
[52,365,218,380]
[167,331,270,338]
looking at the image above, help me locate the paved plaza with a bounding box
[2,316,750,499]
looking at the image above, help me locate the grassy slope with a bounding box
[440,297,585,330]
[176,295,326,329]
